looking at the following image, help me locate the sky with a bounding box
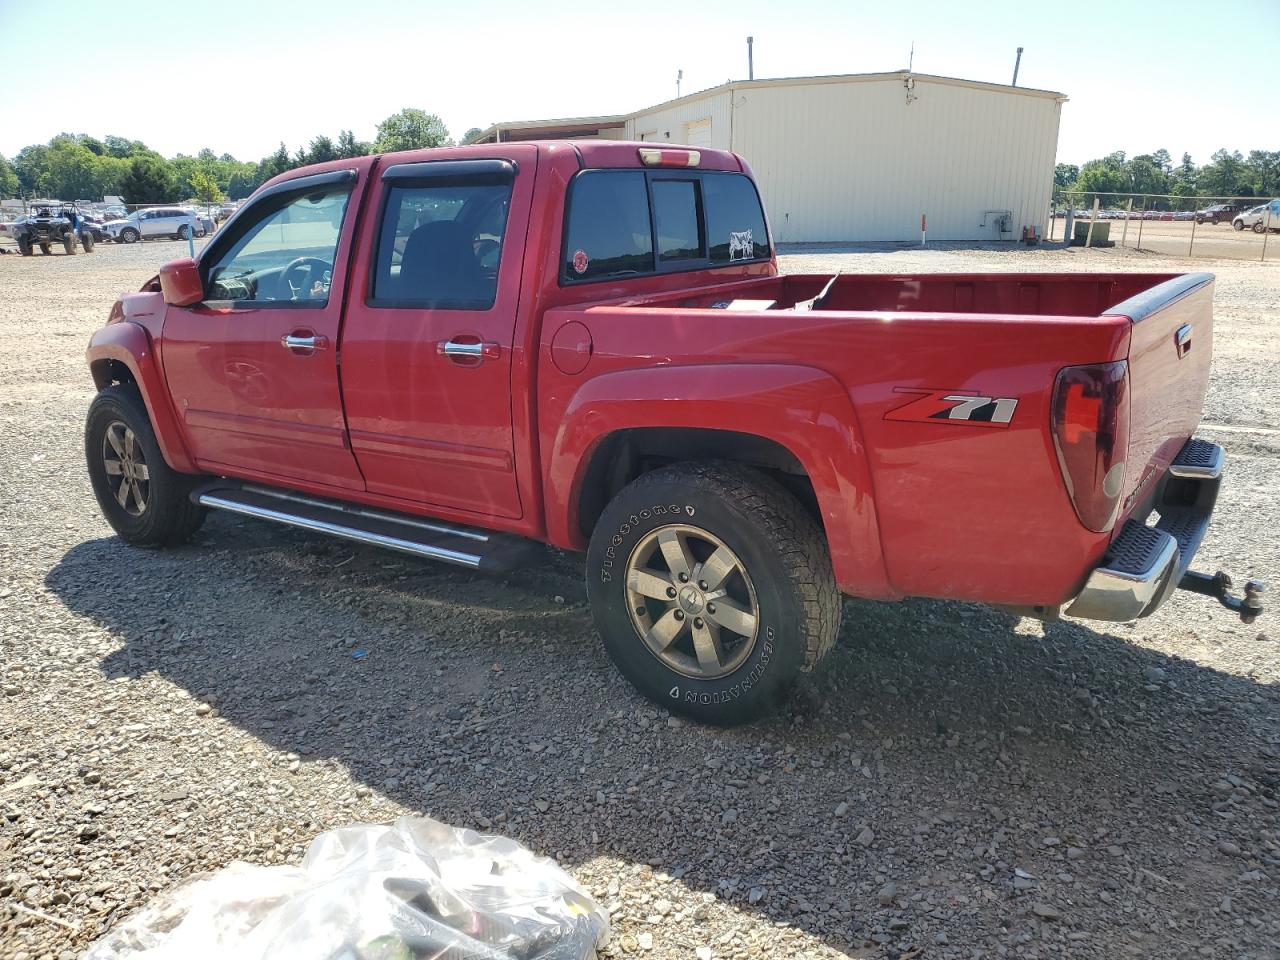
[1,0,1275,167]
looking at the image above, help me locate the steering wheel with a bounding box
[280,257,333,300]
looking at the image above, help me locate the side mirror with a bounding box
[159,257,203,307]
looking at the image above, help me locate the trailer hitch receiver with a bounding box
[1178,571,1265,624]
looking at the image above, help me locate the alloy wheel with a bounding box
[624,524,759,680]
[102,421,149,516]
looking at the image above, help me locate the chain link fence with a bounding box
[1050,193,1277,261]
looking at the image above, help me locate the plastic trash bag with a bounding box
[81,816,610,960]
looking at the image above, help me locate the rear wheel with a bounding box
[1233,220,1244,231]
[85,386,207,546]
[586,461,840,725]
[176,224,190,241]
[1253,221,1266,234]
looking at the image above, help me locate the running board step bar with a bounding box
[193,482,541,572]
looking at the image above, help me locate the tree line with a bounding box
[0,109,459,205]
[1055,148,1279,207]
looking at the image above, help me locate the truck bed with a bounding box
[550,271,1214,606]
[620,272,1185,317]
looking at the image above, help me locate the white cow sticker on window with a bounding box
[728,230,754,261]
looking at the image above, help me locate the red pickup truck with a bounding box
[84,141,1263,723]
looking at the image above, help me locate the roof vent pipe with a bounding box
[747,36,754,80]
[1012,46,1023,86]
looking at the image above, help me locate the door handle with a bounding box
[281,333,329,352]
[438,339,500,363]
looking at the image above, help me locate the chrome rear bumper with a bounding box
[1066,438,1225,622]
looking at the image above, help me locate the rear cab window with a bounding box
[562,168,769,283]
[369,160,515,309]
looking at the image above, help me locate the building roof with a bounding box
[468,70,1068,143]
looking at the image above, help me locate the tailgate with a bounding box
[1107,273,1215,526]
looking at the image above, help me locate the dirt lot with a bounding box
[1047,217,1279,262]
[1,238,1277,960]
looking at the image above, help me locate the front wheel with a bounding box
[17,237,32,256]
[120,227,139,243]
[63,234,77,255]
[81,232,95,252]
[586,462,840,725]
[176,224,190,240]
[39,243,52,255]
[85,386,207,546]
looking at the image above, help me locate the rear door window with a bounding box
[370,181,512,308]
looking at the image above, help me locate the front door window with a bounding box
[206,188,350,304]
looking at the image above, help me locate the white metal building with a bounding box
[471,71,1066,243]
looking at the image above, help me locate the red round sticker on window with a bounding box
[572,249,589,274]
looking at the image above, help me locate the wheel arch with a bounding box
[87,322,197,474]
[545,363,896,599]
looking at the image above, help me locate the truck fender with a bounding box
[86,321,197,474]
[546,363,896,600]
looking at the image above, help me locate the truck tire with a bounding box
[586,461,840,725]
[121,227,139,243]
[64,234,76,254]
[85,385,207,546]
[39,243,52,255]
[17,237,32,256]
[82,232,95,252]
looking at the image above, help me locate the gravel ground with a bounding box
[1,239,1277,960]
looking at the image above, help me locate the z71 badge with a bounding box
[885,388,1018,428]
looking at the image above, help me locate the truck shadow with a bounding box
[45,515,1279,954]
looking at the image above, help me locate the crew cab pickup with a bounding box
[84,141,1264,724]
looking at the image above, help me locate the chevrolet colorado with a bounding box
[84,141,1264,723]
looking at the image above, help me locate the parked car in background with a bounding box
[1196,202,1249,225]
[104,208,200,243]
[1232,200,1280,233]
[1174,211,1195,222]
[12,205,96,255]
[182,208,216,237]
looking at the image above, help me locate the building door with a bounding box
[684,119,712,148]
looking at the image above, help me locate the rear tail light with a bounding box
[1051,360,1130,532]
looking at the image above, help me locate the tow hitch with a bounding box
[1179,571,1266,624]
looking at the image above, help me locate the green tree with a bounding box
[1127,155,1169,196]
[304,135,337,165]
[1244,150,1280,197]
[462,126,484,145]
[121,155,176,204]
[1073,151,1128,204]
[0,155,19,199]
[1197,149,1247,198]
[373,108,452,152]
[190,168,223,203]
[1054,163,1078,188]
[336,130,369,159]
